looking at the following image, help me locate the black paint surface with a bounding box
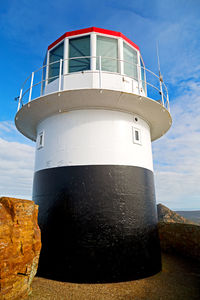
[33,165,161,283]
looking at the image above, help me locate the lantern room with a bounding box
[43,27,146,96]
[15,27,171,143]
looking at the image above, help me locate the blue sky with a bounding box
[0,0,200,210]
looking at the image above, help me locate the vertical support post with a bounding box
[28,72,34,102]
[99,56,102,89]
[40,67,44,96]
[137,63,141,95]
[118,38,124,75]
[63,38,69,90]
[17,89,23,112]
[46,51,49,87]
[143,65,147,96]
[58,59,63,92]
[167,92,170,112]
[159,75,164,106]
[91,33,96,72]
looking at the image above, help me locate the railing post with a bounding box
[58,59,63,92]
[143,66,147,95]
[28,72,34,102]
[159,73,164,106]
[46,51,49,86]
[167,92,170,112]
[137,64,141,95]
[159,81,164,106]
[99,56,102,89]
[40,66,44,96]
[17,89,23,112]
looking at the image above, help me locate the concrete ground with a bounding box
[28,253,200,300]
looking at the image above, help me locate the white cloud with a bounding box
[153,81,200,210]
[0,121,15,133]
[0,132,35,199]
[0,120,34,145]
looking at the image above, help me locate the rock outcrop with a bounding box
[158,222,200,261]
[157,203,191,224]
[0,197,41,300]
[157,203,200,261]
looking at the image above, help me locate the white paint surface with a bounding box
[15,89,172,142]
[45,71,143,96]
[34,109,153,172]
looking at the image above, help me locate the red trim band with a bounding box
[48,27,140,51]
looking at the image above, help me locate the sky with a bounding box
[0,0,200,210]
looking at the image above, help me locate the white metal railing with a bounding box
[16,56,170,112]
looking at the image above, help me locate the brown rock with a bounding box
[157,203,192,224]
[0,197,41,300]
[158,222,200,261]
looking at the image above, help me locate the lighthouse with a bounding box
[15,27,171,283]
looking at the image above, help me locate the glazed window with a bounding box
[135,130,139,141]
[133,127,141,145]
[48,42,64,83]
[69,36,90,73]
[123,43,138,80]
[37,131,44,149]
[96,36,118,72]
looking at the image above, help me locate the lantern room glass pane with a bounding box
[123,43,138,80]
[69,36,90,73]
[96,36,118,72]
[48,42,64,83]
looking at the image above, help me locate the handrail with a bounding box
[17,56,170,112]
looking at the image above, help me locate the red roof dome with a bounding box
[48,27,140,51]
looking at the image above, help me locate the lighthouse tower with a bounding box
[15,27,171,283]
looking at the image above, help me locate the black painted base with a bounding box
[33,165,161,283]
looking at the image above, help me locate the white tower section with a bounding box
[34,110,153,172]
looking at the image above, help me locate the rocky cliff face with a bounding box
[157,203,200,262]
[0,197,41,300]
[158,222,200,261]
[157,203,191,224]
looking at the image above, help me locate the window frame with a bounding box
[96,34,119,73]
[37,130,45,150]
[132,127,142,145]
[123,40,138,80]
[68,34,91,73]
[48,40,64,83]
